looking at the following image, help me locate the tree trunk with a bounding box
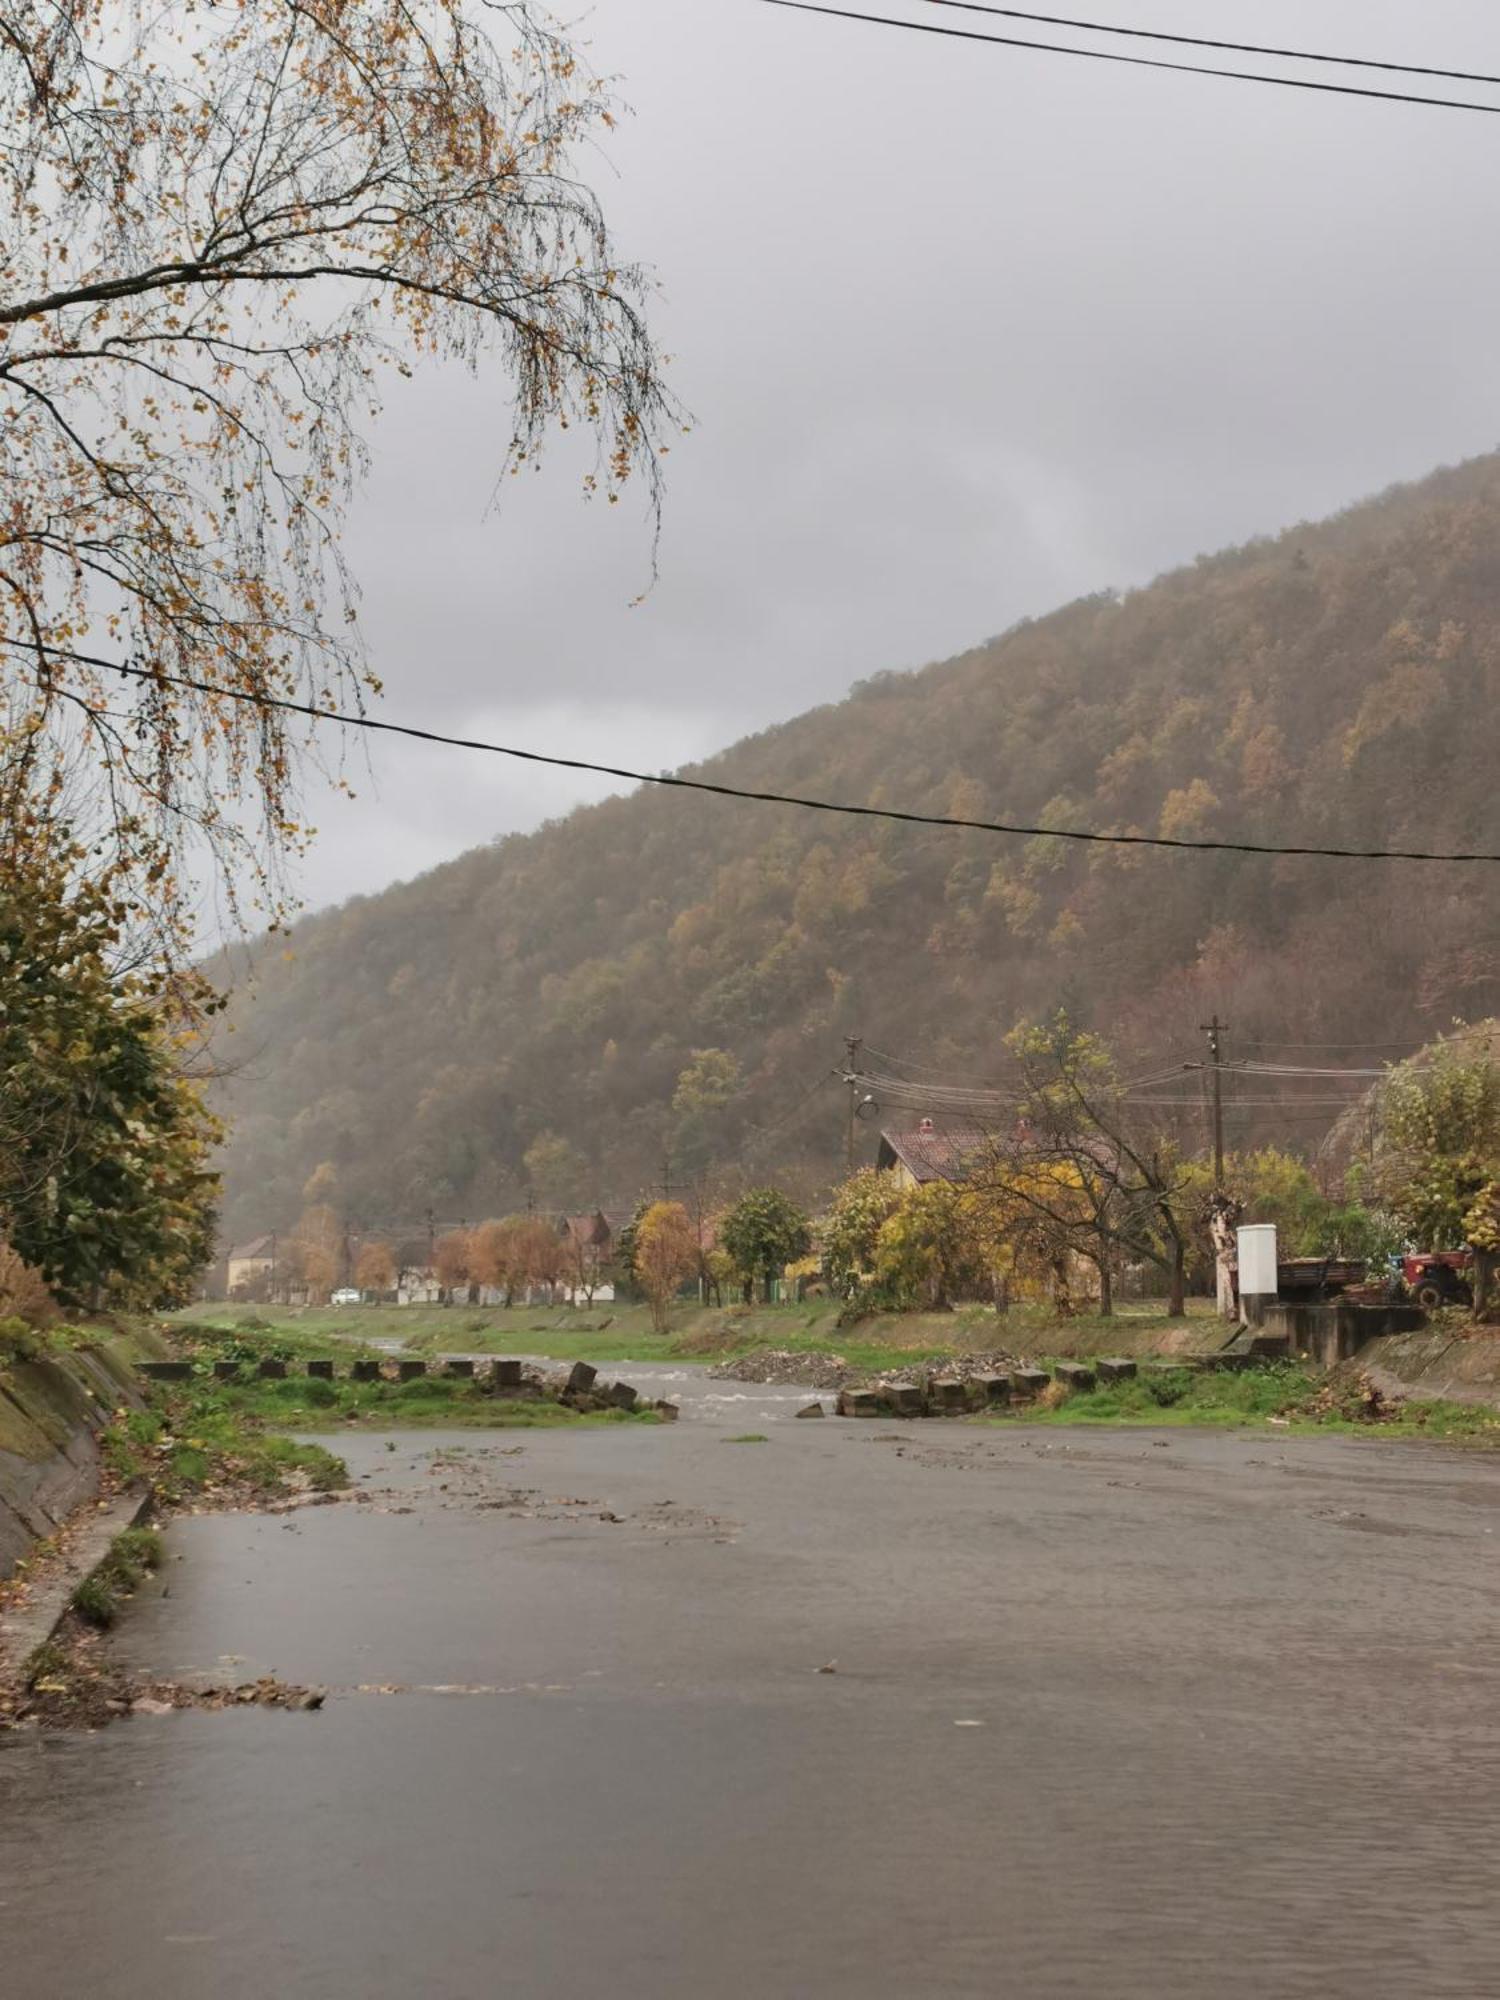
[1096,1250,1113,1318]
[1050,1255,1073,1318]
[1168,1240,1186,1319]
[1475,1251,1500,1323]
[1209,1200,1239,1320]
[992,1272,1010,1315]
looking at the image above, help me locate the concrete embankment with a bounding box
[0,1344,143,1580]
[1348,1327,1500,1408]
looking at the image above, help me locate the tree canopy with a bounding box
[0,0,674,965]
[0,847,219,1305]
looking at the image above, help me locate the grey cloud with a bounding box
[297,0,1500,911]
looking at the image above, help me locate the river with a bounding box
[4,1406,1500,1996]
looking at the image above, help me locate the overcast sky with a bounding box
[285,0,1500,912]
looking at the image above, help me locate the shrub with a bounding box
[1141,1367,1193,1408]
[70,1573,118,1628]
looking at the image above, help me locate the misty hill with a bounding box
[212,452,1500,1241]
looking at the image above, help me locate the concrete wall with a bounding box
[0,1345,142,1582]
[1352,1327,1500,1408]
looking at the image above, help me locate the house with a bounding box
[875,1118,994,1189]
[556,1210,619,1303]
[226,1233,277,1297]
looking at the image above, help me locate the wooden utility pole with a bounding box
[844,1034,863,1173]
[1200,1015,1227,1191]
[1199,1016,1237,1319]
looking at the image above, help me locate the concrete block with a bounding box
[1054,1363,1096,1394]
[608,1381,638,1411]
[567,1361,598,1394]
[306,1359,336,1380]
[885,1381,927,1417]
[351,1359,382,1383]
[977,1374,1012,1404]
[256,1358,287,1380]
[139,1360,193,1382]
[1247,1333,1291,1362]
[931,1379,969,1414]
[1097,1358,1137,1383]
[837,1388,882,1418]
[491,1359,524,1390]
[1012,1368,1050,1400]
[445,1359,475,1380]
[212,1359,242,1381]
[795,1401,825,1419]
[397,1360,426,1382]
[654,1400,681,1421]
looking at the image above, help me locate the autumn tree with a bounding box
[978,1013,1195,1317]
[633,1200,698,1334]
[354,1239,396,1296]
[0,843,219,1307]
[720,1187,811,1304]
[289,1202,342,1303]
[873,1181,994,1311]
[670,1048,743,1173]
[471,1214,560,1303]
[433,1226,474,1305]
[1376,1035,1500,1317]
[822,1168,903,1300]
[0,0,675,967]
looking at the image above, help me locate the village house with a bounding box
[225,1233,277,1298]
[875,1117,994,1189]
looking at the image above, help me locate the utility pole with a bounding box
[843,1034,863,1173]
[1200,1016,1227,1192]
[1199,1016,1236,1320]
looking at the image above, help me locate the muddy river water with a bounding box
[4,1393,1500,1997]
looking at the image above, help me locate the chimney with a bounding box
[919,1116,935,1134]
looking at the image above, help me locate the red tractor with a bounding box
[1400,1250,1473,1310]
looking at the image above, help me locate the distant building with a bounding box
[556,1210,621,1303]
[226,1233,277,1297]
[875,1118,993,1189]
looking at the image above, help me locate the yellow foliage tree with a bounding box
[634,1201,698,1334]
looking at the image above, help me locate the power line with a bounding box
[756,0,1500,118]
[1238,1038,1415,1053]
[92,656,1500,867]
[916,2,1500,92]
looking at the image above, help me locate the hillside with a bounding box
[211,453,1500,1241]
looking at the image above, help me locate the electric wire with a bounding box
[756,0,1500,118]
[86,655,1500,867]
[916,1,1500,91]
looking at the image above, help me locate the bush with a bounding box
[70,1573,118,1628]
[1141,1367,1193,1407]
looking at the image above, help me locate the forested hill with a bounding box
[212,452,1500,1240]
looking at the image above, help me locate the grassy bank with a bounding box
[1003,1364,1500,1442]
[201,1374,663,1431]
[103,1393,349,1503]
[167,1299,1220,1373]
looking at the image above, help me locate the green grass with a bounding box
[202,1375,661,1431]
[166,1298,1217,1373]
[996,1363,1500,1441]
[723,1433,770,1444]
[103,1394,350,1501]
[69,1572,118,1629]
